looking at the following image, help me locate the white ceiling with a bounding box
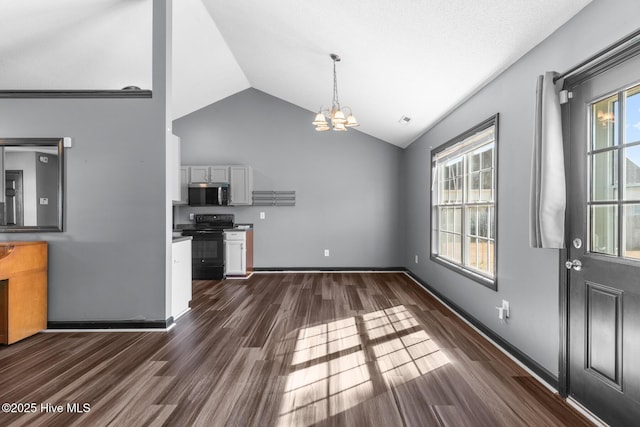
[0,0,152,90]
[1,0,593,147]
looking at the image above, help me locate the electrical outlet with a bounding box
[502,300,510,318]
[260,212,265,220]
[496,300,510,320]
[189,213,194,221]
[324,249,330,257]
[415,255,419,264]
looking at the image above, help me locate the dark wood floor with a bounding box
[0,272,593,426]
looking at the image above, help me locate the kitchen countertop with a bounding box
[234,223,253,230]
[174,224,195,231]
[172,236,192,243]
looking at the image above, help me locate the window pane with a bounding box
[481,147,493,169]
[469,153,480,172]
[453,208,461,234]
[625,85,640,144]
[467,206,477,235]
[591,150,618,201]
[452,234,462,263]
[590,205,618,256]
[624,145,640,200]
[467,237,478,269]
[480,171,492,201]
[478,206,488,237]
[592,94,618,150]
[439,232,448,257]
[468,172,480,202]
[623,204,640,260]
[478,238,490,273]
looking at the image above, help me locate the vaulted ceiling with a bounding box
[2,0,592,147]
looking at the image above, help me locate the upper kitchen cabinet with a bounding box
[210,166,229,183]
[188,166,209,183]
[229,166,253,206]
[171,135,185,203]
[178,167,189,204]
[188,166,229,184]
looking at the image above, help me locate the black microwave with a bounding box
[188,183,229,206]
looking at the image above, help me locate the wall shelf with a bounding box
[252,191,296,206]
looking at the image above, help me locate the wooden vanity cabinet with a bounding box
[0,241,48,345]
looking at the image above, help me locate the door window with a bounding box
[588,83,640,260]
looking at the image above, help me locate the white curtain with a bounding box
[530,72,566,249]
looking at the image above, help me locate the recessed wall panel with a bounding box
[586,282,622,388]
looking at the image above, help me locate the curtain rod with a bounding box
[554,27,640,83]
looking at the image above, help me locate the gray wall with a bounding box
[173,88,404,268]
[0,0,171,323]
[403,0,640,376]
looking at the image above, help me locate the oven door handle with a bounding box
[185,230,223,236]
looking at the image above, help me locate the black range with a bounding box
[177,214,234,280]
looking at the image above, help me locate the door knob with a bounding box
[565,259,582,271]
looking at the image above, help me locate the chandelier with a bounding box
[312,54,359,132]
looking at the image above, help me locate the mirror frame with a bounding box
[1,138,64,232]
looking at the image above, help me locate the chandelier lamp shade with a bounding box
[312,53,359,132]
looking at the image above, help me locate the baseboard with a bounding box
[47,318,173,330]
[253,267,405,272]
[404,270,559,390]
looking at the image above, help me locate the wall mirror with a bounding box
[0,138,64,232]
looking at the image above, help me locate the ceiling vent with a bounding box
[398,115,411,125]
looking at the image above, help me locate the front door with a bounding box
[567,53,640,425]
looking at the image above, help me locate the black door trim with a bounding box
[559,28,640,88]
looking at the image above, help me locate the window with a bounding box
[589,83,640,259]
[431,115,498,289]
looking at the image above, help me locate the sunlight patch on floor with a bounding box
[278,305,450,426]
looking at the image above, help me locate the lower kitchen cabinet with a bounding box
[171,238,192,320]
[224,229,253,277]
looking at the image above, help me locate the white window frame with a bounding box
[430,114,498,290]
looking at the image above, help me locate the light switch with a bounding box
[260,212,265,219]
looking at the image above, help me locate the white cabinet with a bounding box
[224,230,253,277]
[189,166,209,183]
[225,239,246,276]
[187,166,230,184]
[171,238,192,320]
[179,167,189,203]
[171,135,182,202]
[210,166,229,183]
[229,166,253,206]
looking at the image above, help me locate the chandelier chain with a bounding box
[333,58,340,109]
